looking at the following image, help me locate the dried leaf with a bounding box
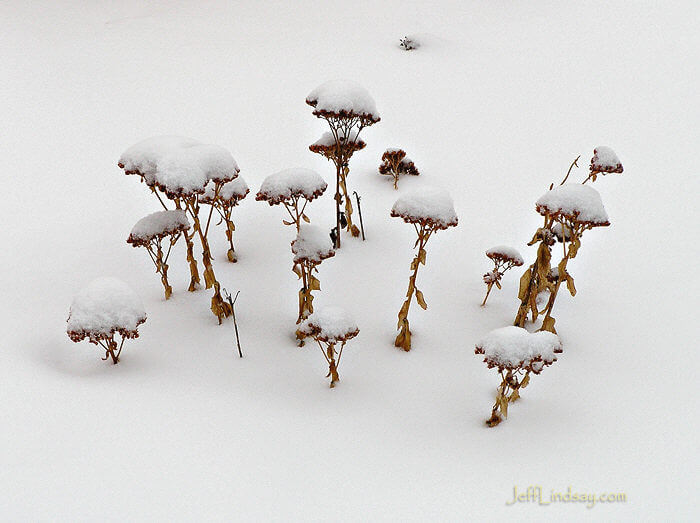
[418,248,427,265]
[302,214,311,223]
[495,280,502,290]
[518,270,531,300]
[309,276,321,291]
[566,274,576,296]
[415,289,428,310]
[540,316,557,333]
[520,374,530,388]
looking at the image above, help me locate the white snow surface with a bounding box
[591,145,623,171]
[202,176,249,202]
[3,2,697,520]
[118,135,201,184]
[536,183,610,225]
[257,168,327,202]
[66,277,147,337]
[299,306,359,342]
[391,186,458,227]
[292,225,335,263]
[486,245,524,264]
[475,326,561,369]
[307,79,380,120]
[129,210,189,242]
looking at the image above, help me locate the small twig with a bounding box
[223,288,243,357]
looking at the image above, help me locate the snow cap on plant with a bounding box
[299,306,359,344]
[535,184,610,227]
[475,326,562,375]
[292,225,335,264]
[590,146,623,174]
[391,187,458,229]
[306,80,380,123]
[118,135,201,185]
[127,210,190,247]
[200,176,249,205]
[67,277,147,343]
[309,131,366,159]
[256,168,327,206]
[486,246,524,266]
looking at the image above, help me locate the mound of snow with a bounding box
[590,146,623,173]
[201,176,249,204]
[256,168,327,204]
[292,225,335,263]
[391,187,458,229]
[475,326,562,373]
[118,135,201,184]
[67,277,147,341]
[156,144,239,196]
[128,210,189,244]
[486,246,524,265]
[299,306,359,343]
[536,184,609,226]
[306,80,380,122]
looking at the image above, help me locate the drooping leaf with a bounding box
[415,289,428,310]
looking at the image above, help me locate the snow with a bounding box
[486,245,524,265]
[299,306,359,343]
[118,135,201,185]
[391,186,458,228]
[475,326,562,372]
[127,210,189,244]
[306,80,380,122]
[3,1,697,520]
[66,277,147,341]
[201,176,250,203]
[535,183,610,226]
[256,168,328,204]
[591,145,623,173]
[292,225,335,263]
[155,143,239,196]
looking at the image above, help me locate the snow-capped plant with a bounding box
[127,210,190,299]
[67,277,147,364]
[390,187,458,351]
[298,307,359,388]
[256,168,327,231]
[378,148,419,189]
[291,225,336,342]
[200,176,249,262]
[586,146,624,183]
[399,36,418,51]
[481,246,524,306]
[475,326,562,427]
[307,80,380,247]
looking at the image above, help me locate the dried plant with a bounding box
[481,246,524,306]
[475,326,562,426]
[127,210,190,299]
[399,36,417,51]
[390,188,458,351]
[67,277,147,364]
[378,148,419,189]
[298,307,359,388]
[307,81,380,247]
[200,177,249,262]
[514,149,621,334]
[291,226,335,342]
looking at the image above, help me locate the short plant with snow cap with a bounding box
[475,326,562,427]
[292,225,335,340]
[390,187,458,351]
[67,277,147,364]
[127,210,190,299]
[587,146,623,183]
[378,148,419,189]
[256,168,327,231]
[481,246,524,306]
[307,80,380,246]
[200,176,249,262]
[299,306,359,388]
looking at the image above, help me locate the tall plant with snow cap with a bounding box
[127,210,190,299]
[299,306,359,388]
[67,277,147,364]
[390,187,458,351]
[292,225,335,341]
[475,326,562,426]
[200,176,249,262]
[307,80,380,247]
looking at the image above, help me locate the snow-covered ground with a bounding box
[2,1,698,520]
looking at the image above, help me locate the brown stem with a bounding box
[327,343,339,388]
[395,226,430,351]
[175,198,200,291]
[481,281,494,307]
